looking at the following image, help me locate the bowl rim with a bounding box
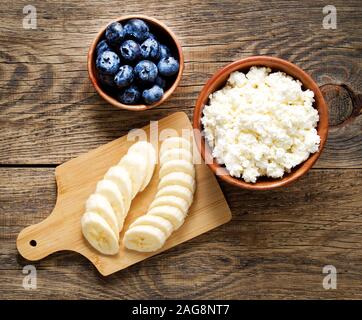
[193,56,329,190]
[87,14,184,111]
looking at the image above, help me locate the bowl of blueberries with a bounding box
[88,15,184,111]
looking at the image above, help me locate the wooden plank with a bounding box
[0,0,361,167]
[0,0,361,300]
[1,167,361,299]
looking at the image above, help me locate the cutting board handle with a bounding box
[16,206,73,261]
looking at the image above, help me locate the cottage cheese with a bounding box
[201,67,320,183]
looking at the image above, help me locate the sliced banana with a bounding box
[160,137,192,156]
[147,205,185,230]
[82,140,162,255]
[158,172,195,193]
[96,180,125,229]
[104,166,132,212]
[159,159,195,179]
[149,195,189,215]
[155,185,194,206]
[123,225,166,252]
[129,215,173,238]
[160,148,193,166]
[81,211,120,255]
[128,141,156,191]
[123,135,197,253]
[119,153,147,198]
[85,194,120,234]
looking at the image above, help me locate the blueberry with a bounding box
[159,44,171,59]
[120,40,141,62]
[140,38,160,60]
[142,85,164,104]
[98,73,115,88]
[96,40,110,55]
[155,76,166,89]
[148,33,157,40]
[114,65,134,88]
[105,22,124,45]
[118,85,141,104]
[157,57,179,77]
[96,51,120,75]
[134,60,158,83]
[124,19,149,42]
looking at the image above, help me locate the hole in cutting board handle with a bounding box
[29,240,37,247]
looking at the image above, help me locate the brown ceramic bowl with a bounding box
[88,15,184,111]
[193,56,329,190]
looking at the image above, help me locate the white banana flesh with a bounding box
[155,185,194,206]
[124,136,196,253]
[160,137,192,155]
[86,194,120,234]
[158,172,195,193]
[128,141,157,191]
[104,166,132,212]
[119,153,147,198]
[149,195,190,215]
[147,206,185,230]
[129,215,173,238]
[96,180,125,229]
[81,141,156,255]
[159,159,195,179]
[123,225,166,252]
[160,148,193,166]
[81,212,120,255]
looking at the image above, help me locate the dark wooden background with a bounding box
[0,0,361,299]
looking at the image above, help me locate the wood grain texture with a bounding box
[0,0,361,167]
[1,168,362,299]
[0,0,361,299]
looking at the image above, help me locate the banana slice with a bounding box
[81,211,120,255]
[147,206,185,230]
[85,194,120,235]
[159,159,195,179]
[123,225,166,252]
[156,185,194,206]
[119,153,147,198]
[160,148,193,166]
[129,215,173,238]
[160,137,192,156]
[95,180,125,229]
[158,172,195,193]
[149,195,189,215]
[104,166,132,212]
[128,141,156,191]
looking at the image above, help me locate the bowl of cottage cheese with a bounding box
[193,56,329,190]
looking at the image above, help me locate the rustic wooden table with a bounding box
[1,0,361,300]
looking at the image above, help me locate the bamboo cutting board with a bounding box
[17,112,232,276]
